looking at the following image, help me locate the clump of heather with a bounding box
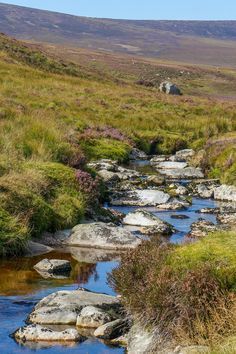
[80,126,133,145]
[75,169,101,204]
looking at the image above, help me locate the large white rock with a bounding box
[214,185,236,202]
[155,161,188,170]
[111,190,170,207]
[14,324,84,342]
[123,210,171,235]
[76,306,112,328]
[66,222,141,250]
[29,289,120,325]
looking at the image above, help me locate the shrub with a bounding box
[110,232,236,348]
[52,194,84,229]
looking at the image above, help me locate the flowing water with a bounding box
[0,161,219,354]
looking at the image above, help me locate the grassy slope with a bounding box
[0,34,235,256]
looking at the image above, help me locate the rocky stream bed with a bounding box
[0,149,236,354]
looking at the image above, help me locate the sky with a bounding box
[0,0,236,20]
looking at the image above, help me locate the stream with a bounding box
[0,161,220,354]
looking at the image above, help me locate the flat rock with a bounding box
[88,160,118,172]
[197,184,214,198]
[155,161,188,170]
[111,190,170,207]
[29,289,120,325]
[214,184,236,202]
[123,210,172,234]
[94,319,129,340]
[97,170,120,183]
[14,324,84,342]
[159,167,204,179]
[175,185,188,195]
[76,306,112,328]
[175,149,195,161]
[66,222,141,250]
[34,259,71,277]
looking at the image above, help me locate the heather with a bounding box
[110,231,236,350]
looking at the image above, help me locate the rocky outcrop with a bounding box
[217,213,236,226]
[14,324,84,343]
[34,259,71,278]
[174,149,195,161]
[196,184,214,198]
[187,219,219,239]
[159,81,182,95]
[29,289,121,325]
[214,184,236,202]
[66,222,141,250]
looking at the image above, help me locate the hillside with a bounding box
[1,3,236,67]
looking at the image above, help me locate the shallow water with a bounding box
[0,160,220,354]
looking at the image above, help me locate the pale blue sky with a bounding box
[1,0,236,20]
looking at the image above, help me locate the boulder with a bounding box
[14,324,84,343]
[129,148,147,160]
[97,170,120,183]
[29,289,120,325]
[175,149,195,161]
[87,159,118,172]
[94,319,129,340]
[127,324,155,354]
[111,189,170,207]
[175,185,188,196]
[34,259,71,278]
[76,306,112,328]
[66,222,141,250]
[214,185,236,202]
[150,155,168,165]
[159,167,204,179]
[146,175,165,187]
[159,81,182,95]
[196,184,214,198]
[123,210,172,234]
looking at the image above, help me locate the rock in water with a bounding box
[94,319,129,340]
[34,259,71,277]
[29,289,121,325]
[159,81,182,95]
[14,324,84,342]
[76,306,112,328]
[214,185,236,202]
[111,189,170,206]
[123,210,172,234]
[159,167,204,179]
[66,222,141,250]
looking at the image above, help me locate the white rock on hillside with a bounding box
[14,324,84,342]
[214,184,236,202]
[29,289,120,325]
[66,222,141,250]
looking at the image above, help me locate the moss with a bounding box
[52,194,84,229]
[80,138,131,162]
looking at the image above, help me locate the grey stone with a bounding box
[97,170,120,183]
[66,222,141,250]
[160,81,182,95]
[14,324,84,342]
[129,148,147,160]
[159,167,204,179]
[197,184,214,198]
[29,289,120,325]
[94,319,129,340]
[111,189,170,207]
[214,185,236,202]
[155,161,188,170]
[34,259,71,277]
[76,306,112,328]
